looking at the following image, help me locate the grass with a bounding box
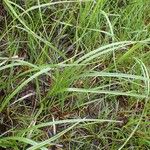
[0,0,150,149]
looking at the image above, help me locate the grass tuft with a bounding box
[0,0,150,149]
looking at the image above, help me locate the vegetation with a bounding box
[0,0,150,149]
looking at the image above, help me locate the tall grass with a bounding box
[0,0,150,149]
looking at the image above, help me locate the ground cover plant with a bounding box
[0,0,150,149]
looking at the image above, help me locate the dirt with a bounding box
[116,112,128,127]
[0,2,7,29]
[131,101,145,113]
[19,83,36,106]
[117,95,129,109]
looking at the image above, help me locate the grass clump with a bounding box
[0,0,150,149]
